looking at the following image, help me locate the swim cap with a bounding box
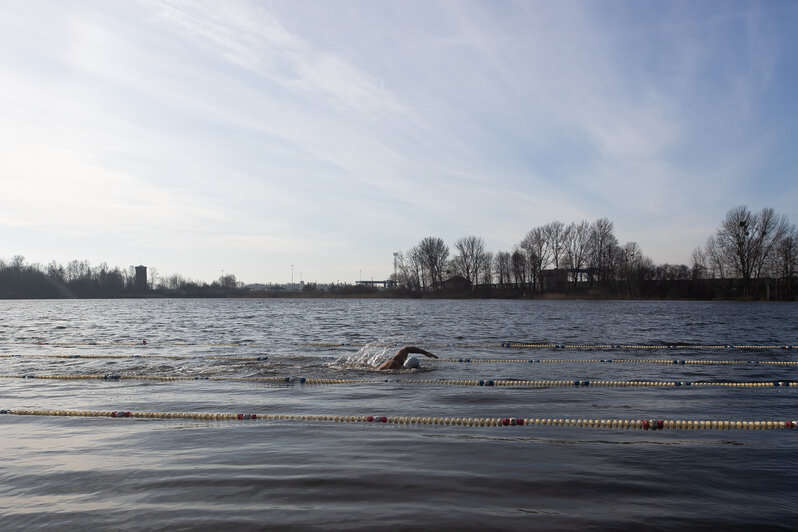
[404,356,420,369]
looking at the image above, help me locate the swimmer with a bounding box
[377,346,438,370]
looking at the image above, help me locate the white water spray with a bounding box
[333,335,413,368]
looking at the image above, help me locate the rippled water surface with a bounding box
[1,299,797,530]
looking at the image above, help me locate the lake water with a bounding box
[1,298,796,530]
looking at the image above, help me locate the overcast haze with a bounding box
[2,0,797,285]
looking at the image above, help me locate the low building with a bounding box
[443,275,471,291]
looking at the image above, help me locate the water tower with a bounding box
[135,265,148,292]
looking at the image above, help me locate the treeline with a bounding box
[0,257,245,298]
[691,206,795,285]
[393,205,798,300]
[0,256,380,299]
[3,205,796,300]
[153,272,244,297]
[0,257,134,298]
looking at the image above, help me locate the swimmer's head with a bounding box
[403,356,420,369]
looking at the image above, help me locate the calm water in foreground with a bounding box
[1,298,797,530]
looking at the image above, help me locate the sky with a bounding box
[2,0,797,285]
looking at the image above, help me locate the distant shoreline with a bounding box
[2,290,794,302]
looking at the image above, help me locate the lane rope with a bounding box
[0,354,291,362]
[1,374,794,388]
[1,341,796,350]
[300,342,797,350]
[429,358,798,366]
[1,408,795,432]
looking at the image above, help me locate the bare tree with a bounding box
[451,236,486,288]
[616,241,656,295]
[216,273,238,289]
[46,260,65,282]
[703,235,726,278]
[769,225,797,283]
[588,218,618,286]
[396,249,422,292]
[690,247,707,280]
[618,242,641,278]
[781,226,797,296]
[479,251,494,285]
[565,220,591,287]
[752,208,790,278]
[543,221,569,269]
[164,274,186,290]
[510,249,527,285]
[617,242,640,293]
[148,267,159,290]
[126,266,137,290]
[713,206,789,285]
[519,226,549,291]
[654,264,690,281]
[493,251,512,288]
[66,260,91,283]
[417,236,449,291]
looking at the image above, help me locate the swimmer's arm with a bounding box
[400,346,438,359]
[376,346,437,370]
[377,354,405,370]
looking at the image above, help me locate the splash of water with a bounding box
[333,335,411,368]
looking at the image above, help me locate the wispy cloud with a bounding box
[1,0,795,280]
